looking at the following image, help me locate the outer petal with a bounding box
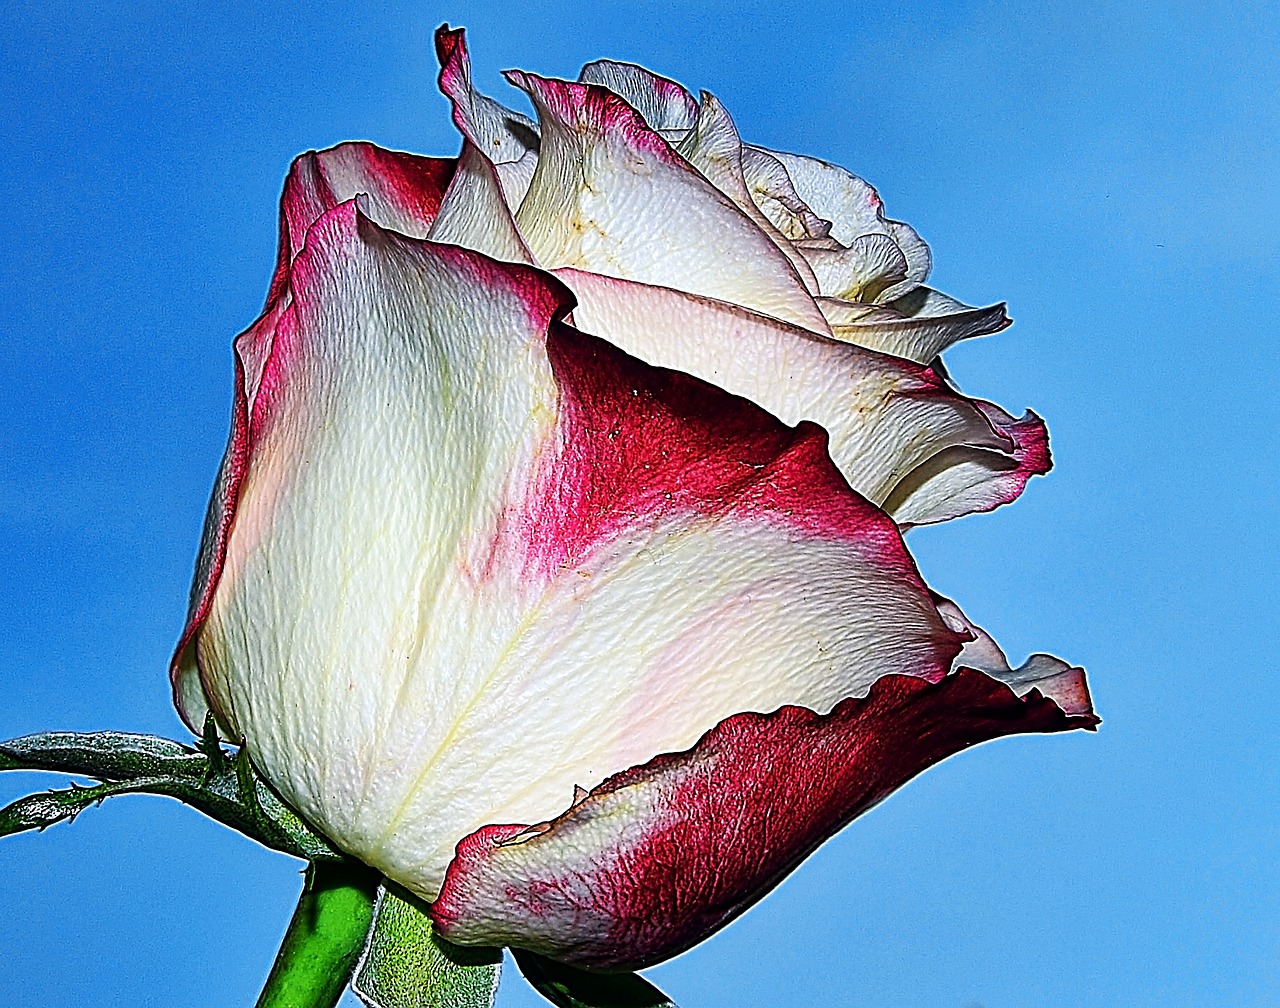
[558,269,1048,524]
[505,70,832,335]
[935,596,1093,717]
[182,199,966,901]
[170,146,455,724]
[432,666,1097,969]
[280,142,455,258]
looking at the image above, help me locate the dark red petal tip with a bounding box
[431,667,1096,970]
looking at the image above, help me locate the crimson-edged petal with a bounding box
[432,665,1097,970]
[559,270,1050,525]
[173,26,1097,987]
[279,142,455,259]
[169,144,456,724]
[436,25,540,208]
[178,191,974,904]
[886,400,1052,528]
[577,59,698,140]
[936,596,1093,717]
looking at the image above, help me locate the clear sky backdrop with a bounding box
[1,2,1276,1006]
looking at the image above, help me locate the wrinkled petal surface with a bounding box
[432,665,1096,969]
[506,69,831,334]
[170,144,457,722]
[179,199,967,902]
[559,270,1047,526]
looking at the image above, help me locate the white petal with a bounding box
[427,143,535,264]
[935,598,1093,717]
[741,145,835,241]
[877,219,932,299]
[756,147,895,246]
[818,288,1010,363]
[884,400,1050,527]
[506,71,831,335]
[673,92,823,294]
[803,233,909,301]
[746,146,932,303]
[436,28,540,208]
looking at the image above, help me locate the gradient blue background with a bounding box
[2,2,1275,1005]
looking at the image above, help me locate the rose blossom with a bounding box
[171,27,1095,971]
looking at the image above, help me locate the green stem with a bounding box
[255,860,381,1008]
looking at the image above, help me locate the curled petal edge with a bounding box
[887,401,1052,528]
[817,294,1011,363]
[436,26,540,207]
[431,665,1097,971]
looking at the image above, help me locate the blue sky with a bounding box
[1,2,1276,1006]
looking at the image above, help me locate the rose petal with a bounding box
[577,59,698,140]
[504,69,832,335]
[878,219,932,297]
[171,348,251,730]
[169,140,459,724]
[748,146,886,243]
[672,92,823,293]
[281,143,455,257]
[748,146,932,303]
[431,666,1097,969]
[935,595,1093,717]
[436,27,540,208]
[428,142,535,264]
[740,145,833,242]
[884,400,1052,528]
[803,233,910,301]
[558,269,1047,524]
[817,289,1011,363]
[184,201,963,903]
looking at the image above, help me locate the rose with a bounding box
[170,26,1096,972]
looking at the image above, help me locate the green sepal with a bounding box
[512,950,677,1008]
[0,717,341,861]
[352,886,502,1008]
[0,729,207,779]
